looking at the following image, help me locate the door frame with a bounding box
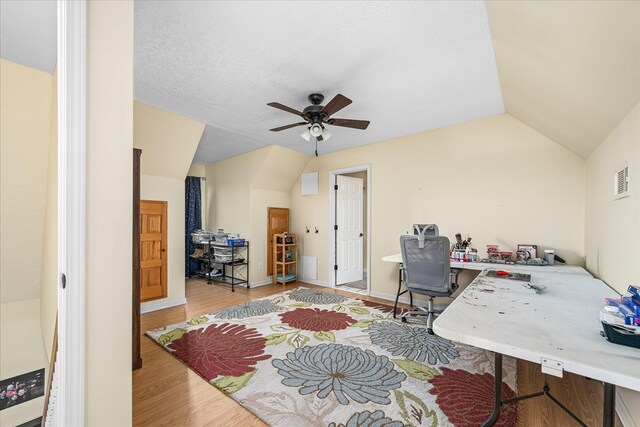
[327,165,371,294]
[57,0,86,424]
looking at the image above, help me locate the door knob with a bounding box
[359,233,364,237]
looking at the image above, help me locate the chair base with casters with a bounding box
[393,268,460,334]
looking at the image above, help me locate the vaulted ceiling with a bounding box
[487,0,639,159]
[1,1,638,163]
[0,0,56,74]
[134,1,505,163]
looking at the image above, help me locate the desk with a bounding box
[433,269,640,426]
[382,253,593,277]
[382,254,592,318]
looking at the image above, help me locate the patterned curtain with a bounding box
[185,176,202,277]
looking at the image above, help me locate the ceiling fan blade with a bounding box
[267,102,304,117]
[321,94,352,117]
[328,118,370,130]
[269,122,307,132]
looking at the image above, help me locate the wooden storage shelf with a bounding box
[273,233,297,287]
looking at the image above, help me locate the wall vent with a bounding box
[614,166,629,200]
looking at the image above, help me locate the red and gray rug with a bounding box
[146,287,517,426]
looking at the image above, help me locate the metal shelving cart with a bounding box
[192,238,249,292]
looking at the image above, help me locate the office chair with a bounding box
[412,224,438,248]
[398,235,459,334]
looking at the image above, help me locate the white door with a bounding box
[335,175,364,285]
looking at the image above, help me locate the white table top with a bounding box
[381,253,592,276]
[432,270,640,391]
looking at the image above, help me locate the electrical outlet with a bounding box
[258,263,263,270]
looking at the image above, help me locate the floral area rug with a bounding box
[146,287,517,426]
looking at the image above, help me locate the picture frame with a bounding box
[0,369,45,411]
[517,244,538,261]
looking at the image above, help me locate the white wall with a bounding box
[0,59,54,304]
[289,114,586,299]
[85,2,133,424]
[585,103,640,425]
[0,299,48,427]
[140,175,187,310]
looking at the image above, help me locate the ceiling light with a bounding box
[300,128,312,142]
[309,123,323,137]
[322,129,332,141]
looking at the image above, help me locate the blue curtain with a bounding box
[185,176,202,277]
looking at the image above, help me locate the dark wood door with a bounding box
[133,148,142,370]
[267,207,289,276]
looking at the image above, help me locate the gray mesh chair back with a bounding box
[413,224,439,248]
[400,235,451,294]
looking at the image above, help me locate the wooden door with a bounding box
[267,207,289,276]
[140,200,168,302]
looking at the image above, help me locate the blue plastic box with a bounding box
[227,238,246,247]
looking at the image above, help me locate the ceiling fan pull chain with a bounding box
[315,138,318,157]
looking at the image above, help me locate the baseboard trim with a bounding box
[141,297,187,314]
[250,277,273,288]
[299,278,331,288]
[616,390,636,427]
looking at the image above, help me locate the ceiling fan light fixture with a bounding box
[322,129,332,141]
[309,123,323,137]
[300,128,312,142]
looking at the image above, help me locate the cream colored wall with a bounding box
[486,1,640,158]
[0,299,48,427]
[290,114,586,298]
[40,68,58,360]
[205,153,253,239]
[252,145,311,191]
[188,163,206,176]
[205,145,310,284]
[250,188,291,282]
[585,103,640,293]
[0,59,54,304]
[85,1,133,425]
[134,101,205,179]
[133,101,205,310]
[585,103,640,424]
[140,175,187,308]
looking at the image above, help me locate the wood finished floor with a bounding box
[133,278,618,427]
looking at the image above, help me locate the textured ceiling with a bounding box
[487,0,640,158]
[0,0,57,74]
[135,1,505,163]
[6,1,633,162]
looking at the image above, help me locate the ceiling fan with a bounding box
[267,93,370,156]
